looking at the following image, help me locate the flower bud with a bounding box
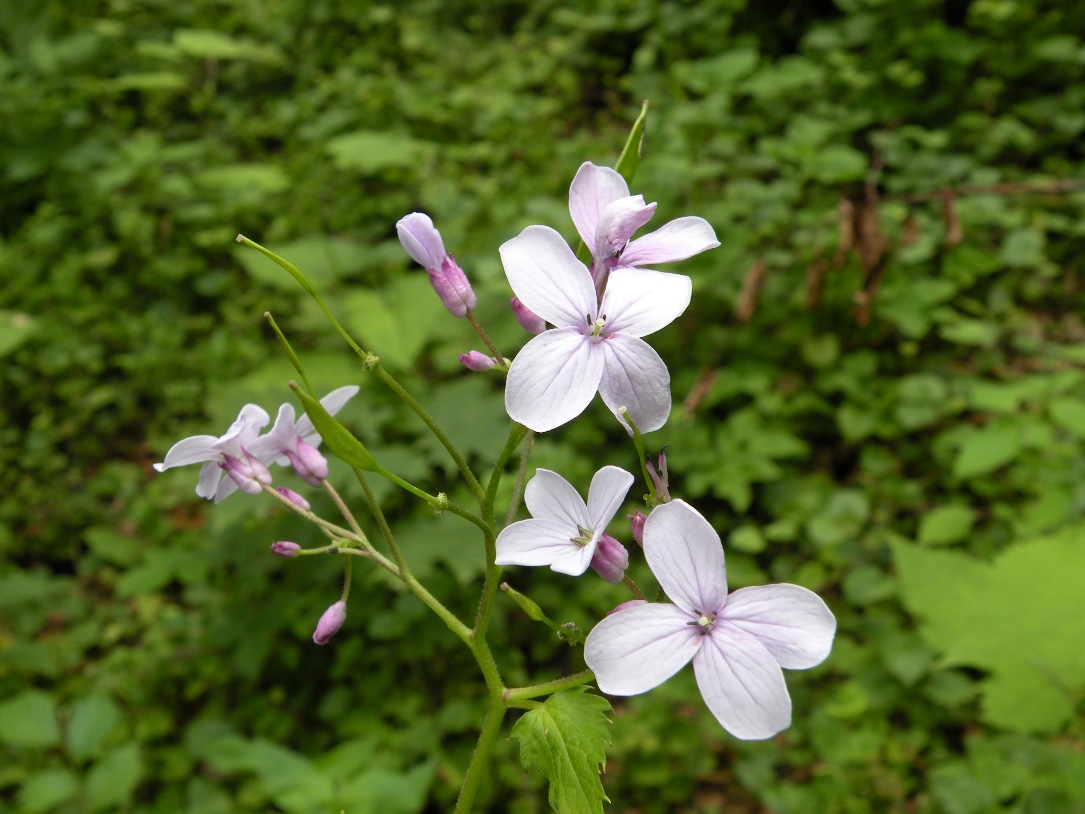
[276,487,311,511]
[647,449,670,501]
[628,510,647,548]
[270,541,301,557]
[222,451,272,495]
[510,297,546,334]
[286,439,329,486]
[312,600,347,645]
[590,533,629,584]
[429,255,477,317]
[396,212,445,269]
[459,350,498,371]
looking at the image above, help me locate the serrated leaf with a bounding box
[511,690,612,814]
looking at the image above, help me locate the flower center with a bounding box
[687,611,717,634]
[585,314,607,342]
[569,525,594,548]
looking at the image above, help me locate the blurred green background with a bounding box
[3,0,1085,811]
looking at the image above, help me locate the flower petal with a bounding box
[524,469,592,529]
[600,267,692,338]
[295,385,360,446]
[693,626,792,740]
[569,162,630,254]
[620,216,720,267]
[721,584,836,670]
[585,602,702,695]
[495,517,588,571]
[154,435,220,471]
[595,196,656,259]
[500,226,596,328]
[196,460,224,499]
[505,328,603,432]
[597,334,672,434]
[643,500,728,615]
[396,212,445,269]
[585,466,635,530]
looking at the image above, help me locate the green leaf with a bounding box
[614,101,648,188]
[173,29,283,63]
[66,693,123,763]
[918,505,976,546]
[19,769,78,813]
[952,421,1023,479]
[0,310,36,357]
[85,742,142,810]
[0,689,60,748]
[893,525,1085,732]
[292,386,377,472]
[511,689,612,814]
[324,131,433,173]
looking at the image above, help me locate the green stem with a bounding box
[375,465,491,536]
[453,696,508,814]
[504,430,534,527]
[504,670,596,703]
[465,310,504,363]
[622,574,646,601]
[261,483,358,542]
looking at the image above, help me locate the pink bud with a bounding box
[607,599,646,616]
[428,255,477,317]
[312,600,347,645]
[459,350,498,371]
[271,541,301,557]
[276,487,311,511]
[222,451,272,495]
[590,533,629,584]
[628,510,647,547]
[510,297,546,334]
[396,212,445,269]
[286,439,329,486]
[646,449,670,501]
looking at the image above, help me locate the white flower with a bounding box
[153,404,271,502]
[569,162,719,291]
[584,500,836,740]
[495,466,634,576]
[500,226,692,433]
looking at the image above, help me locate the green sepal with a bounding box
[290,382,377,472]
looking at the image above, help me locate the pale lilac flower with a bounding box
[590,533,629,584]
[570,162,720,292]
[584,500,836,740]
[154,404,271,502]
[270,541,301,557]
[313,600,347,645]
[495,466,634,576]
[249,386,359,486]
[501,225,692,433]
[396,212,477,317]
[510,297,546,334]
[459,351,499,371]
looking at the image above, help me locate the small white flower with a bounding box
[500,226,692,433]
[584,500,836,740]
[495,466,634,576]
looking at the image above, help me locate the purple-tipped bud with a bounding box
[222,451,272,495]
[396,212,445,269]
[510,297,546,334]
[429,255,477,317]
[276,487,311,511]
[460,350,498,371]
[590,533,629,584]
[646,449,671,502]
[607,599,646,616]
[312,600,347,645]
[271,541,301,557]
[286,439,329,486]
[628,510,647,548]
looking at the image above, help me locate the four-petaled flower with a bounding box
[569,161,719,293]
[154,403,271,502]
[584,500,836,740]
[249,385,359,485]
[495,466,634,577]
[501,226,692,433]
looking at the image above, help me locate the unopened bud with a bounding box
[628,510,647,547]
[429,255,477,317]
[286,439,329,486]
[271,541,301,557]
[510,297,546,334]
[276,487,311,511]
[396,212,445,269]
[590,533,629,584]
[460,350,498,371]
[312,600,347,645]
[222,451,272,495]
[647,449,670,502]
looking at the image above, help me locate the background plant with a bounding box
[2,0,1084,812]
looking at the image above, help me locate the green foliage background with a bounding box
[3,0,1085,811]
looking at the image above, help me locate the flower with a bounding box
[154,404,271,502]
[270,541,301,557]
[248,385,359,486]
[312,600,347,645]
[569,162,719,291]
[584,500,836,740]
[459,350,499,371]
[495,466,634,576]
[500,226,692,433]
[396,212,476,317]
